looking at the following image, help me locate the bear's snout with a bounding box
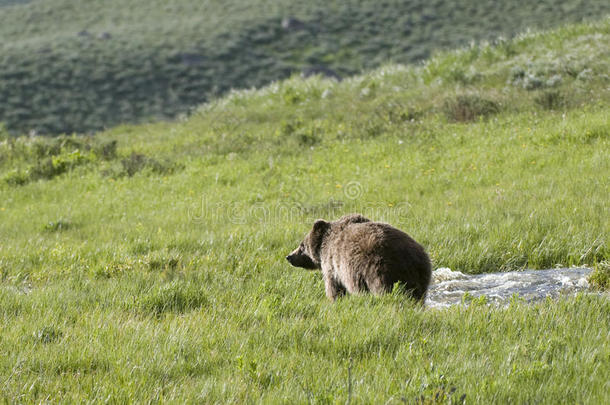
[285,248,318,269]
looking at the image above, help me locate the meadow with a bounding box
[1,0,610,134]
[0,19,609,403]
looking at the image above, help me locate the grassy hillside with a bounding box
[0,20,609,403]
[1,0,609,135]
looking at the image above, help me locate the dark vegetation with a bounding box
[442,94,500,122]
[0,131,178,185]
[1,0,609,135]
[0,0,30,6]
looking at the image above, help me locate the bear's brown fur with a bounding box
[286,214,432,301]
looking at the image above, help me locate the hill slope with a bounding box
[1,0,609,134]
[0,20,609,403]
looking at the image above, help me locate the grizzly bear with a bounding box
[286,214,432,301]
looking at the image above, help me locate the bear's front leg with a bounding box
[323,272,346,301]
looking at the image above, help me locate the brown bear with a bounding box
[286,214,432,302]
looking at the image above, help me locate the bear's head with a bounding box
[286,219,329,270]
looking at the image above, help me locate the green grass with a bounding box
[1,281,608,403]
[1,0,609,134]
[0,20,609,403]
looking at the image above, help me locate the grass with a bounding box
[0,20,609,403]
[1,0,609,134]
[1,281,608,403]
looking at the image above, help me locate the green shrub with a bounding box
[278,118,322,146]
[443,94,500,122]
[0,136,177,185]
[2,168,29,185]
[31,150,95,180]
[119,153,178,177]
[534,90,566,110]
[42,219,73,232]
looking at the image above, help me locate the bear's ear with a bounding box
[309,219,330,256]
[312,219,329,235]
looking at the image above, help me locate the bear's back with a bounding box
[343,222,415,252]
[332,221,431,298]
